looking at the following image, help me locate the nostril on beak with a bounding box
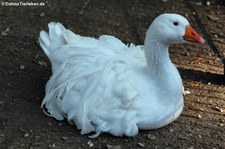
[191,32,196,37]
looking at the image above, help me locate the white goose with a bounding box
[39,14,204,137]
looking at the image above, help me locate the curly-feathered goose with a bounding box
[39,13,204,137]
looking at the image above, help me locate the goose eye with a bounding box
[173,22,179,26]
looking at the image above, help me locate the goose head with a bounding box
[145,13,205,45]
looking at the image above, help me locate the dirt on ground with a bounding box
[0,0,224,148]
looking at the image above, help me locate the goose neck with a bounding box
[144,40,172,74]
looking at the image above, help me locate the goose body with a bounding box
[39,14,204,137]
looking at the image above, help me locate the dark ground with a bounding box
[0,0,225,148]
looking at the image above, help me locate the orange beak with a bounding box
[183,25,205,43]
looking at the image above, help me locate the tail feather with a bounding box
[39,22,67,58]
[48,22,66,50]
[39,31,51,57]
